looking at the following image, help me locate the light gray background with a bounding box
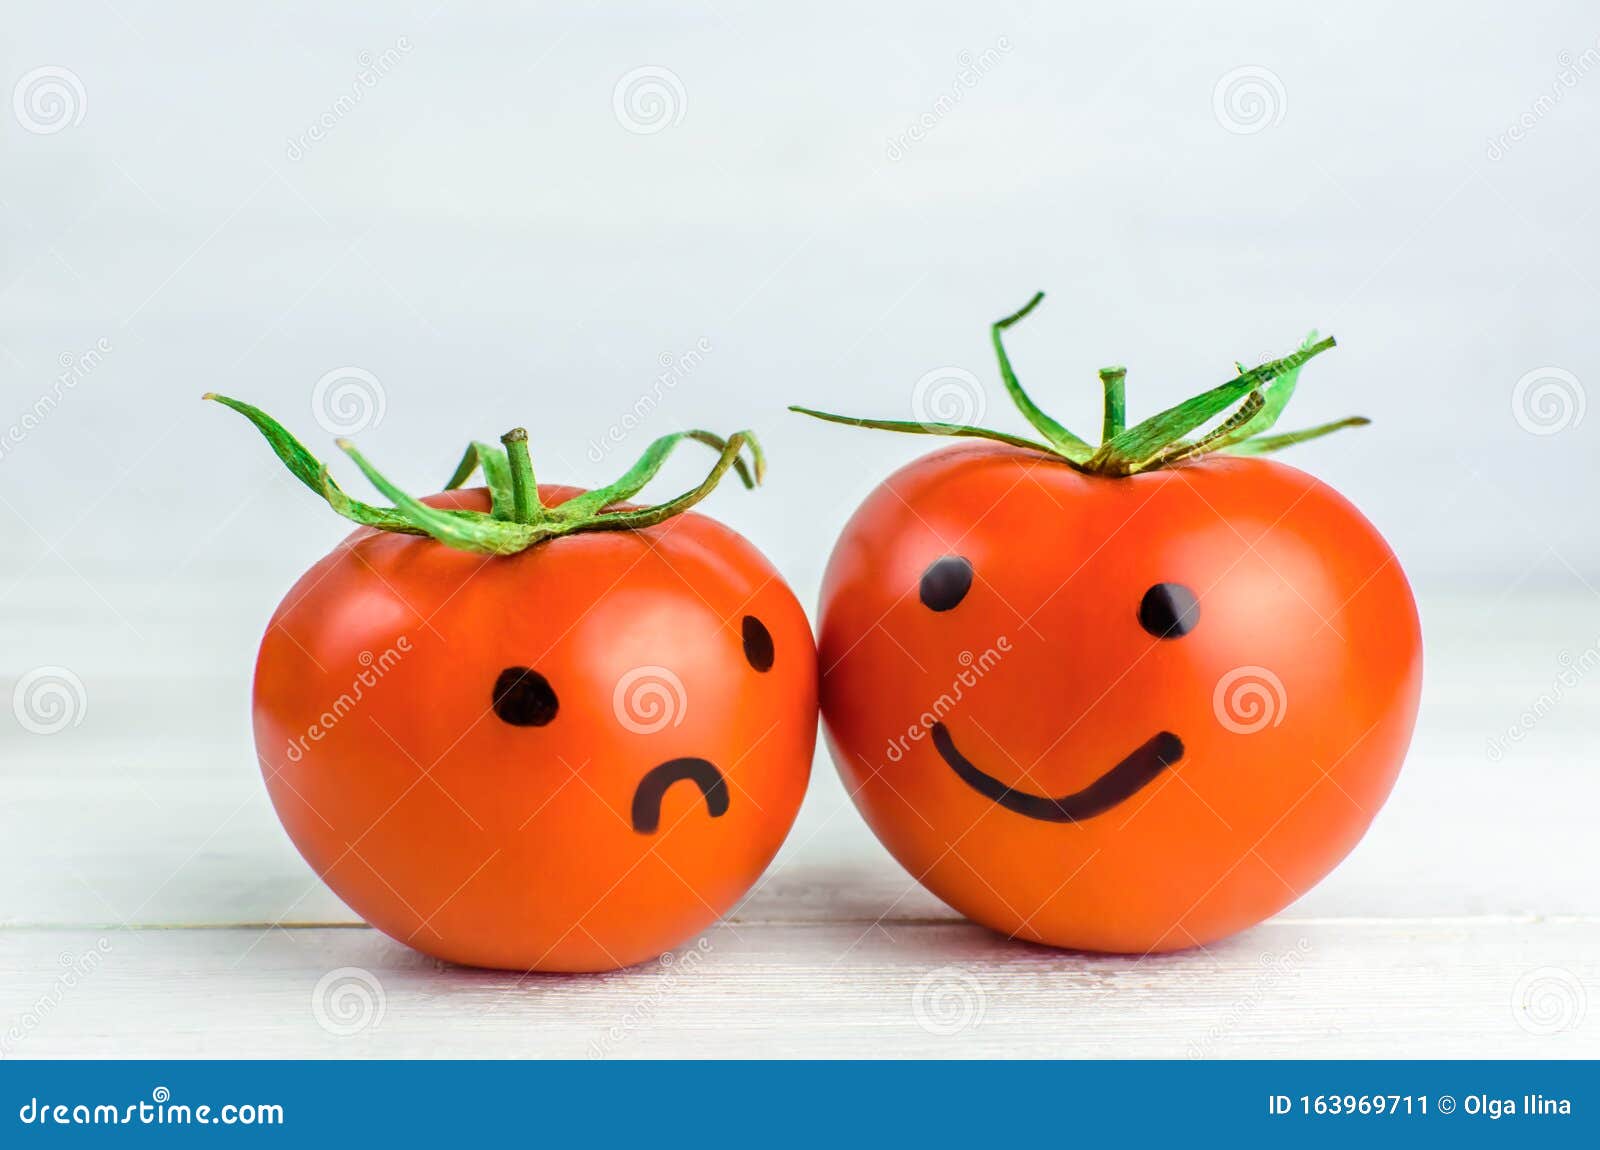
[2,1,1596,599]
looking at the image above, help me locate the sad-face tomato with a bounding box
[212,398,816,972]
[796,295,1420,953]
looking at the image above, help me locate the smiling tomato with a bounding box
[211,397,816,972]
[795,295,1421,953]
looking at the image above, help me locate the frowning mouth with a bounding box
[631,757,729,834]
[931,722,1183,823]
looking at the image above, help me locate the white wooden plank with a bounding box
[1,919,1594,1059]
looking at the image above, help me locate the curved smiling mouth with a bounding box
[630,757,729,834]
[931,722,1184,823]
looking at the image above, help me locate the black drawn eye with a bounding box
[1138,583,1200,639]
[920,556,974,612]
[492,666,559,726]
[742,615,775,672]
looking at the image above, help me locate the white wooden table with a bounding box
[3,579,1596,1058]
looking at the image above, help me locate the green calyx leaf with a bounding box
[789,294,1368,476]
[206,394,764,555]
[991,293,1096,463]
[785,406,1056,455]
[1222,415,1372,456]
[443,441,517,519]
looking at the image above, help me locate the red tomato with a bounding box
[215,398,816,972]
[799,295,1420,952]
[257,486,816,972]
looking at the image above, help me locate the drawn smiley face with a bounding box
[922,557,1194,821]
[817,446,1422,953]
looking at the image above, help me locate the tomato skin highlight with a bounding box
[818,444,1421,953]
[253,487,816,972]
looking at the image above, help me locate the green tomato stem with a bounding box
[1099,366,1127,443]
[500,427,540,525]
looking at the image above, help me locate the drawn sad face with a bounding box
[487,613,781,835]
[817,447,1422,953]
